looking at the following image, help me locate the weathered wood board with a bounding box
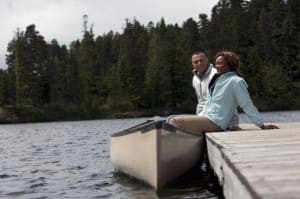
[206,122,300,199]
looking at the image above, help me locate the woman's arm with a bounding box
[234,79,264,127]
[234,79,279,129]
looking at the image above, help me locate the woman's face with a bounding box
[215,56,230,75]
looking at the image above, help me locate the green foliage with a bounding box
[258,64,296,110]
[119,19,148,108]
[1,2,299,122]
[104,65,134,111]
[0,70,8,105]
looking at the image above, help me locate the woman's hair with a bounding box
[214,51,243,77]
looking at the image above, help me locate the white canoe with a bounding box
[110,120,204,190]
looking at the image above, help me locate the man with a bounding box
[191,51,240,130]
[192,51,216,114]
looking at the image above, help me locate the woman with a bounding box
[169,51,279,133]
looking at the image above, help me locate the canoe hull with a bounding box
[110,120,203,190]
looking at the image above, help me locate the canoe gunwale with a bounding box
[111,120,202,138]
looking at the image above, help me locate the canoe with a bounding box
[110,120,203,190]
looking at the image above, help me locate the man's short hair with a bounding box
[192,51,207,56]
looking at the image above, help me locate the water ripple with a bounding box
[6,190,29,196]
[30,182,48,189]
[1,114,296,198]
[0,174,18,178]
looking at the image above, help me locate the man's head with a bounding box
[191,51,209,74]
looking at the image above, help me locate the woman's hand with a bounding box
[261,124,279,130]
[227,126,242,131]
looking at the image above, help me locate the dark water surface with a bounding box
[0,111,299,198]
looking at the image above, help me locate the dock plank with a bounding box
[206,122,300,199]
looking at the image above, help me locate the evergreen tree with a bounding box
[198,14,211,56]
[94,31,120,105]
[243,0,270,104]
[119,19,148,108]
[47,39,68,105]
[282,0,300,79]
[6,28,27,106]
[261,64,298,110]
[2,0,300,122]
[76,15,96,108]
[181,18,201,55]
[66,40,81,105]
[24,24,48,106]
[0,70,8,105]
[144,19,167,108]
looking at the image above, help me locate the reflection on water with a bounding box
[111,162,223,199]
[239,110,300,123]
[0,111,299,198]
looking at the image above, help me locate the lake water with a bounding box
[0,110,299,198]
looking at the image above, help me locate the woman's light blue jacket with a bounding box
[202,72,264,130]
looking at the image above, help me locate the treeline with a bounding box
[0,0,299,122]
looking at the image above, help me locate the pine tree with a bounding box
[282,0,300,79]
[0,70,8,105]
[6,28,27,106]
[76,15,97,108]
[47,39,68,105]
[118,19,148,108]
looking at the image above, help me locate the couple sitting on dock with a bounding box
[169,50,279,133]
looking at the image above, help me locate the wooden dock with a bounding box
[206,122,300,199]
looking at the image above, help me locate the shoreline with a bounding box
[0,107,299,124]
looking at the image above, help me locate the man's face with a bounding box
[192,53,209,74]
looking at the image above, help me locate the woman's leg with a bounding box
[169,115,222,134]
[165,114,195,123]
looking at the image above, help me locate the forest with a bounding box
[0,0,299,123]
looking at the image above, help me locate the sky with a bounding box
[0,0,219,69]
